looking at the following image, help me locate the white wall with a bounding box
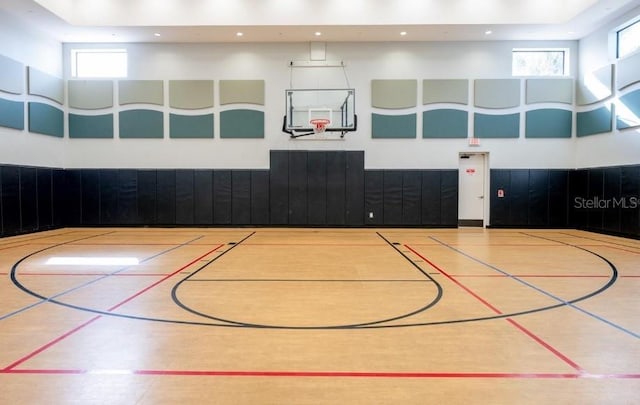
[576,5,640,168]
[59,40,579,170]
[0,10,65,168]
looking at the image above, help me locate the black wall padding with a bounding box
[489,170,510,226]
[1,166,20,235]
[326,152,346,225]
[587,169,604,231]
[251,170,270,225]
[603,168,621,233]
[548,170,568,227]
[175,170,195,225]
[232,170,251,225]
[137,170,157,224]
[213,170,232,225]
[568,169,588,228]
[307,151,328,225]
[100,170,118,225]
[269,150,289,225]
[37,168,53,230]
[620,166,640,236]
[118,170,138,225]
[421,171,442,225]
[402,171,422,225]
[345,151,365,226]
[288,151,308,225]
[20,167,38,233]
[383,171,403,225]
[194,170,213,224]
[440,171,458,226]
[81,170,100,225]
[528,169,549,227]
[364,170,384,225]
[156,170,176,225]
[509,170,529,225]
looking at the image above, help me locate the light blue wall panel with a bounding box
[371,113,416,138]
[27,67,64,104]
[371,80,417,109]
[119,80,164,105]
[422,109,468,138]
[120,110,164,139]
[474,79,520,109]
[170,113,214,138]
[0,98,24,130]
[69,113,114,138]
[576,64,613,106]
[576,106,613,137]
[617,51,640,90]
[525,109,572,138]
[220,109,264,138]
[28,102,63,137]
[526,79,573,104]
[474,113,520,138]
[423,79,468,105]
[616,89,640,130]
[0,54,24,94]
[68,80,113,109]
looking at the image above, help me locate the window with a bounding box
[617,18,640,59]
[71,49,127,78]
[512,49,567,76]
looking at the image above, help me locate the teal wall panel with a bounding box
[474,79,520,109]
[27,67,64,104]
[220,109,264,138]
[0,98,24,130]
[474,113,520,138]
[371,113,416,138]
[28,102,63,137]
[371,80,417,109]
[69,113,114,138]
[68,80,113,109]
[576,64,613,105]
[526,79,573,104]
[616,90,640,129]
[220,80,265,105]
[423,79,468,105]
[0,54,24,94]
[525,109,572,138]
[170,113,214,138]
[120,110,164,139]
[119,80,164,105]
[576,106,613,137]
[422,109,468,138]
[617,51,640,90]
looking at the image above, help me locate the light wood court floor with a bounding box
[0,227,638,404]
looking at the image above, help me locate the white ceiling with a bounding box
[1,0,639,43]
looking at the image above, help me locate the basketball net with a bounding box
[310,118,331,139]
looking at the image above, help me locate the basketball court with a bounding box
[1,227,638,404]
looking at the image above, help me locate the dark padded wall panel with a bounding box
[1,166,20,234]
[137,170,157,225]
[270,151,288,225]
[402,171,421,225]
[569,170,588,228]
[64,170,82,226]
[156,170,176,225]
[620,166,640,237]
[345,151,365,226]
[20,167,38,233]
[118,170,138,225]
[383,171,403,225]
[37,168,53,229]
[251,170,270,225]
[100,170,118,225]
[509,170,529,225]
[194,170,213,224]
[175,170,195,225]
[232,170,251,225]
[548,170,568,227]
[81,170,100,225]
[52,169,70,227]
[214,170,232,225]
[440,171,458,226]
[490,170,510,226]
[587,169,604,230]
[365,170,384,225]
[603,168,621,233]
[422,171,442,225]
[326,152,346,225]
[528,169,549,226]
[307,151,327,225]
[288,152,308,225]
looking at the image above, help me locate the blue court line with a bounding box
[429,235,640,340]
[0,234,205,321]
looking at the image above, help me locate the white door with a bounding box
[458,153,486,226]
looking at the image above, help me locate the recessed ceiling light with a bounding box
[400,31,407,36]
[485,30,493,35]
[315,31,322,36]
[236,32,244,37]
[154,33,161,37]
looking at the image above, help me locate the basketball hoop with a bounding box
[310,118,331,134]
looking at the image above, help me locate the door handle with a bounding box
[478,196,484,199]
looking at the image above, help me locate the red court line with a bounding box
[2,369,639,379]
[2,244,224,371]
[17,273,170,277]
[405,244,584,373]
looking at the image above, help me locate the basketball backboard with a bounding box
[283,88,356,138]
